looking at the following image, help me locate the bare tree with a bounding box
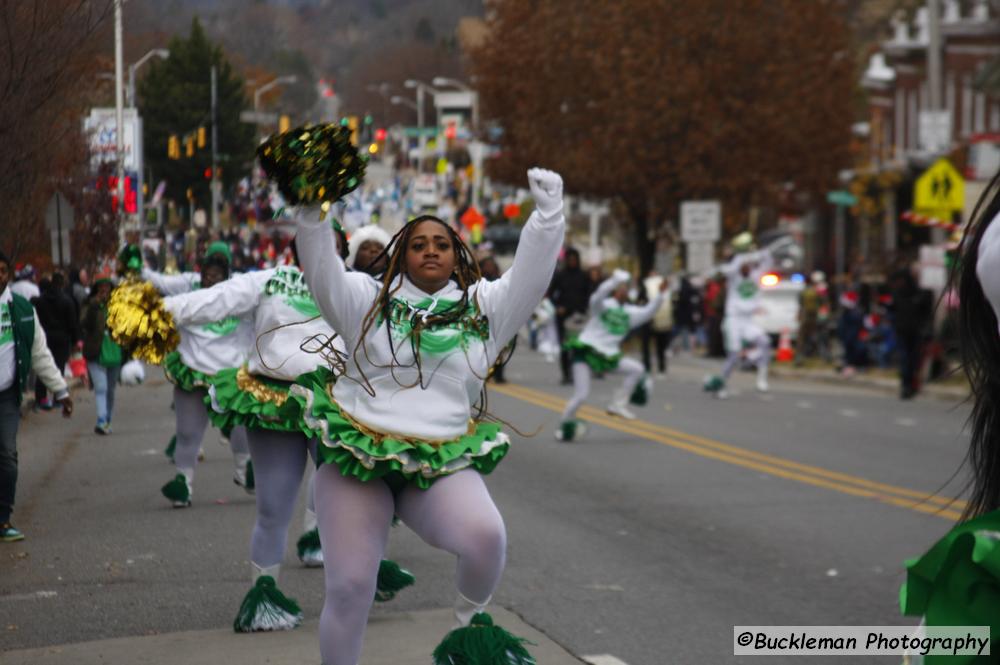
[0,0,115,263]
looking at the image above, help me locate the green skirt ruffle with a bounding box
[207,366,332,435]
[164,351,213,392]
[564,337,621,373]
[291,372,510,490]
[900,509,1000,664]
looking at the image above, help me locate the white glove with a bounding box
[527,168,564,220]
[612,269,631,284]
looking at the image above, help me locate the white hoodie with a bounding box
[720,249,773,320]
[163,266,338,381]
[577,272,665,358]
[295,205,564,441]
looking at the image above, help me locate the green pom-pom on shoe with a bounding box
[164,435,176,462]
[629,376,649,406]
[703,375,724,393]
[161,473,191,506]
[296,528,322,567]
[375,559,415,602]
[432,612,536,665]
[233,576,302,632]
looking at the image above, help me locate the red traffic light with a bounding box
[204,167,213,180]
[374,128,387,142]
[444,122,457,139]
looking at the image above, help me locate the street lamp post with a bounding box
[404,79,440,170]
[391,95,419,166]
[128,49,169,108]
[114,0,125,232]
[254,76,298,118]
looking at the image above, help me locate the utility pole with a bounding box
[211,65,220,229]
[927,0,942,113]
[114,0,126,232]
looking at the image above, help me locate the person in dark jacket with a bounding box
[31,272,79,409]
[672,275,703,353]
[549,248,593,384]
[890,267,934,399]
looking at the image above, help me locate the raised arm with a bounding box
[292,205,380,339]
[626,289,667,328]
[589,270,631,312]
[476,169,566,346]
[163,269,271,327]
[142,267,200,296]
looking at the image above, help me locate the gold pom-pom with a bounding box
[107,280,180,365]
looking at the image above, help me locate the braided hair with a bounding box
[956,169,1000,519]
[349,215,504,419]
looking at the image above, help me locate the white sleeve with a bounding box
[293,206,380,339]
[625,292,666,328]
[163,270,271,327]
[30,313,68,398]
[588,275,625,313]
[142,268,199,296]
[476,209,565,347]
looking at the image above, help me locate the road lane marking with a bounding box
[1,591,58,602]
[494,383,965,521]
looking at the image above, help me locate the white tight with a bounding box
[561,357,645,421]
[172,386,249,475]
[315,467,506,665]
[721,333,771,381]
[246,428,317,568]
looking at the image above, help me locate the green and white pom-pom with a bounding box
[703,375,724,393]
[560,420,577,441]
[161,473,190,504]
[432,612,536,665]
[233,576,302,632]
[297,528,322,567]
[164,435,176,462]
[629,375,652,406]
[375,559,415,602]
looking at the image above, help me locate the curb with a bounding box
[769,365,968,401]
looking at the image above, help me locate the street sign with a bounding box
[918,111,952,154]
[914,158,964,215]
[239,110,278,125]
[45,192,74,231]
[826,190,858,207]
[686,241,715,274]
[680,200,721,243]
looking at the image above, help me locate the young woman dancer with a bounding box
[292,168,565,665]
[899,173,1000,661]
[140,243,256,506]
[557,269,666,441]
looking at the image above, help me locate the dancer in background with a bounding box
[557,269,666,441]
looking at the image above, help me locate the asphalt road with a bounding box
[0,348,971,665]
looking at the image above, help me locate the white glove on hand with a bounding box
[612,269,631,284]
[527,168,564,220]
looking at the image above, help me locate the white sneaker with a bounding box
[756,377,770,392]
[716,388,730,400]
[606,402,637,420]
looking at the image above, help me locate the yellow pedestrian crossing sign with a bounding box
[914,158,964,216]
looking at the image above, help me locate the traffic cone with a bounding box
[775,328,794,363]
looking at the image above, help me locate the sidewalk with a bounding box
[0,607,583,665]
[768,362,968,401]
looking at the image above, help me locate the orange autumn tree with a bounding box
[471,0,854,272]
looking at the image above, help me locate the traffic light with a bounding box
[168,135,180,159]
[348,116,359,146]
[185,136,194,157]
[204,167,213,180]
[197,126,206,149]
[186,187,194,201]
[374,128,387,142]
[279,115,290,133]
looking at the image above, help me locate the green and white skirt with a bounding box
[164,351,214,393]
[563,337,621,373]
[206,365,332,435]
[291,372,510,490]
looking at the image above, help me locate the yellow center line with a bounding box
[492,383,965,522]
